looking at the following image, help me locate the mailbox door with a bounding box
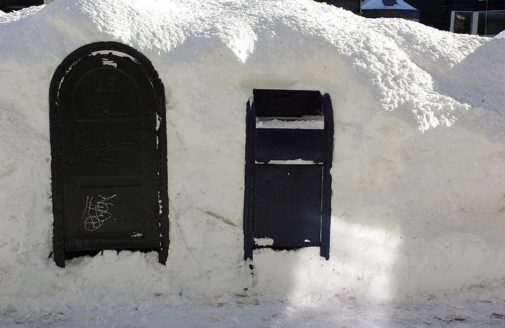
[253,164,322,247]
[61,55,159,251]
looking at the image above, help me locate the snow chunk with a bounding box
[254,237,274,246]
[256,159,318,165]
[257,118,324,129]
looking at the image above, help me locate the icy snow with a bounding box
[1,0,505,326]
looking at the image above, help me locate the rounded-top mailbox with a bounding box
[49,42,169,267]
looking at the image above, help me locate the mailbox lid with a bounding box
[253,89,322,117]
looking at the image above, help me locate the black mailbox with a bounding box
[49,42,169,267]
[243,89,334,260]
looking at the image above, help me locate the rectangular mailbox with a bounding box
[243,89,334,260]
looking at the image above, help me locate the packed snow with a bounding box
[1,0,505,326]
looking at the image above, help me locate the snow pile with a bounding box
[1,0,505,317]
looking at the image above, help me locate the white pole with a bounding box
[450,11,455,32]
[472,11,479,34]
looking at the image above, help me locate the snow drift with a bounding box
[1,0,505,315]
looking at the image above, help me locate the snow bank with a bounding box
[1,0,505,315]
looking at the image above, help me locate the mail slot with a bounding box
[243,89,334,260]
[49,42,169,267]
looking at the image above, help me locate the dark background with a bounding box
[316,0,505,30]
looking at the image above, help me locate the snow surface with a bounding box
[1,0,505,326]
[3,290,505,328]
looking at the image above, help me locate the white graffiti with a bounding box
[82,194,117,231]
